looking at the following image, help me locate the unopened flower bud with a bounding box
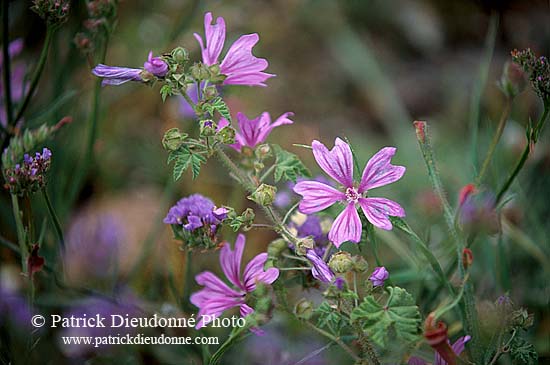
[162,128,186,151]
[190,63,210,81]
[295,237,314,256]
[200,119,217,137]
[328,251,353,274]
[294,298,314,320]
[241,208,255,229]
[369,266,389,287]
[171,47,189,64]
[462,248,473,270]
[203,86,218,99]
[352,255,369,273]
[248,184,277,206]
[216,125,236,144]
[267,238,288,258]
[255,144,272,160]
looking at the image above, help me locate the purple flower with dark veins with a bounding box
[194,12,275,87]
[369,266,389,287]
[191,234,279,329]
[92,64,143,86]
[294,138,406,247]
[143,51,168,77]
[305,249,334,283]
[218,111,293,151]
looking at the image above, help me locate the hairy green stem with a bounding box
[13,27,54,124]
[11,194,27,273]
[477,97,512,185]
[496,104,549,203]
[414,121,482,363]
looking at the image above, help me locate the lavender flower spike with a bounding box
[143,51,168,77]
[194,12,275,87]
[191,234,279,330]
[218,111,294,151]
[293,138,406,247]
[92,64,143,86]
[369,266,389,287]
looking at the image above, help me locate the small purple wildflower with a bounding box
[163,194,224,232]
[294,138,406,247]
[408,336,471,365]
[305,249,334,283]
[218,111,294,151]
[143,51,168,77]
[4,147,52,195]
[194,12,275,87]
[334,276,346,290]
[369,266,389,287]
[92,64,143,86]
[190,234,279,329]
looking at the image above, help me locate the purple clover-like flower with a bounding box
[190,234,279,329]
[163,194,224,232]
[369,266,389,287]
[293,138,406,247]
[143,51,168,77]
[194,12,275,87]
[408,336,471,365]
[305,249,334,283]
[92,64,143,86]
[218,111,293,151]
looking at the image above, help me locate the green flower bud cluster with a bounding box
[248,184,277,206]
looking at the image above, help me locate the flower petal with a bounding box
[359,197,405,230]
[195,271,243,297]
[220,34,274,86]
[293,181,344,214]
[328,203,362,247]
[359,147,405,192]
[254,112,294,145]
[195,296,244,329]
[195,12,225,66]
[312,138,354,187]
[242,253,279,291]
[306,250,334,283]
[451,336,471,356]
[219,234,245,289]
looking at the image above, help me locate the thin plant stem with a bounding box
[259,164,276,182]
[2,0,14,129]
[13,27,55,124]
[279,267,311,271]
[11,194,27,274]
[282,253,309,263]
[42,188,65,252]
[413,121,482,363]
[302,320,360,362]
[477,97,512,185]
[496,104,549,203]
[282,201,300,224]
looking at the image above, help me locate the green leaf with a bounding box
[160,84,172,102]
[203,96,232,122]
[168,146,206,181]
[272,144,310,182]
[350,286,421,347]
[509,337,538,365]
[314,302,347,335]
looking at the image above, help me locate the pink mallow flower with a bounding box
[194,12,275,86]
[143,51,168,77]
[369,266,389,287]
[218,111,293,151]
[294,138,406,247]
[190,234,279,329]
